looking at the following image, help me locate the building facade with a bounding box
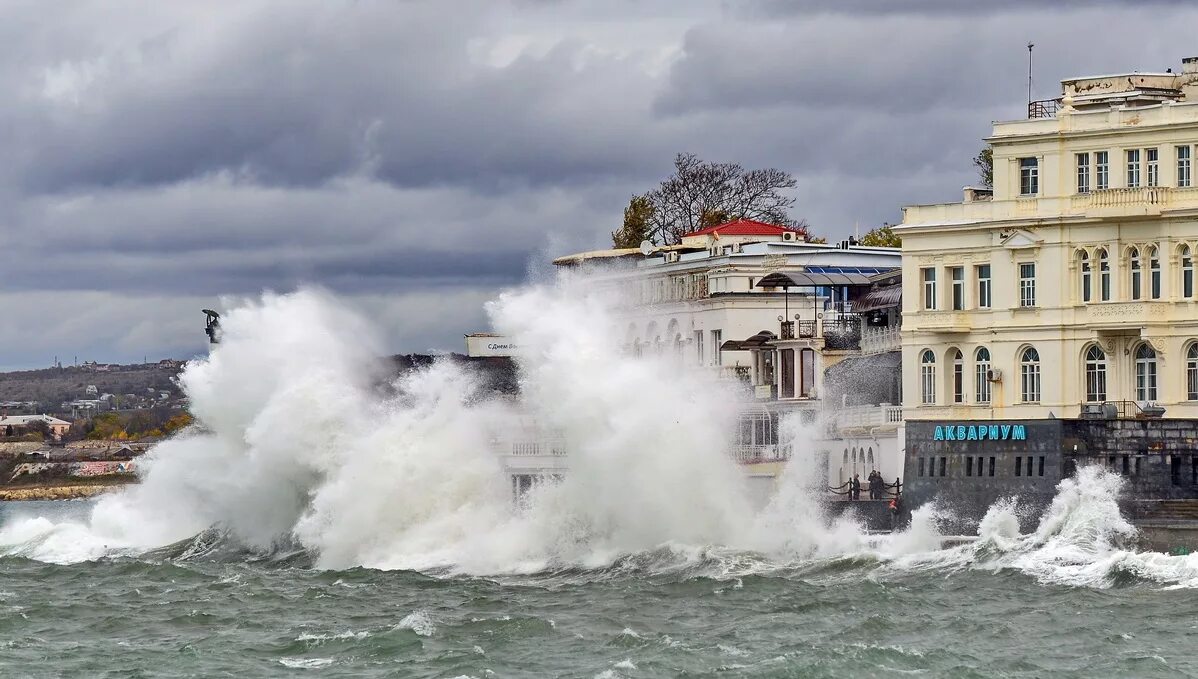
[899,57,1198,532]
[900,58,1198,421]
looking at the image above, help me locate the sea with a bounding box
[4,289,1198,677]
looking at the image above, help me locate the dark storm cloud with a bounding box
[4,0,1198,368]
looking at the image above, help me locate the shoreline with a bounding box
[0,480,133,502]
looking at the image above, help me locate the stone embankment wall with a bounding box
[0,483,125,501]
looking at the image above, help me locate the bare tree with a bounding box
[644,153,808,245]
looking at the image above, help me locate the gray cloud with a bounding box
[2,0,1196,369]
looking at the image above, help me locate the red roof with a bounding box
[681,218,799,238]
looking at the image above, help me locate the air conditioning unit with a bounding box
[987,368,1003,382]
[782,232,795,241]
[665,251,680,263]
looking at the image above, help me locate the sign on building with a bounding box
[465,333,519,357]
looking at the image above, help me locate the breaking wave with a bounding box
[1,277,1197,588]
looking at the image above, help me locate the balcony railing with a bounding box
[827,404,904,433]
[732,443,792,464]
[719,365,751,383]
[1073,186,1171,209]
[859,325,901,355]
[822,316,862,350]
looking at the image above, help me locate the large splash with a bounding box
[2,276,1197,587]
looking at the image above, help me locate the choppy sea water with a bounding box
[3,501,1198,678]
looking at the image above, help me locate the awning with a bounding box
[854,285,903,312]
[720,330,777,351]
[756,271,875,288]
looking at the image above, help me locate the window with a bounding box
[1021,347,1041,403]
[951,348,964,404]
[976,264,992,308]
[1027,457,1035,477]
[975,347,992,404]
[922,268,937,310]
[918,457,925,477]
[1020,157,1039,195]
[1183,245,1194,299]
[1038,456,1045,477]
[966,456,974,477]
[920,349,936,404]
[1129,247,1142,300]
[1147,148,1159,187]
[1135,344,1158,402]
[1085,345,1107,403]
[1079,251,1092,302]
[1149,246,1161,300]
[989,457,996,477]
[1099,248,1111,301]
[1179,145,1192,188]
[1188,343,1198,401]
[1096,151,1110,190]
[1015,456,1022,476]
[1076,152,1090,193]
[939,457,947,477]
[711,330,722,366]
[1019,263,1036,307]
[694,331,704,366]
[1127,149,1141,187]
[951,267,965,310]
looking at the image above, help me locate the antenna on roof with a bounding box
[1027,42,1035,107]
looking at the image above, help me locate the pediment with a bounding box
[998,229,1042,250]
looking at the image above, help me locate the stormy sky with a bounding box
[2,0,1195,369]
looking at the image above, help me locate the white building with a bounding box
[900,56,1198,421]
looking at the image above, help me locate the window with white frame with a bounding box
[1178,145,1192,188]
[1188,343,1198,401]
[1084,344,1107,403]
[951,266,964,310]
[710,329,722,366]
[922,267,937,310]
[1099,248,1111,301]
[1076,152,1090,193]
[1019,157,1039,195]
[1149,245,1161,300]
[1096,151,1110,190]
[1127,149,1141,188]
[1135,343,1158,402]
[976,264,991,308]
[1147,148,1160,187]
[1129,247,1142,300]
[1182,245,1194,299]
[1019,262,1036,307]
[920,349,936,405]
[975,347,992,404]
[694,330,704,365]
[1020,347,1041,403]
[951,348,964,404]
[1079,250,1092,302]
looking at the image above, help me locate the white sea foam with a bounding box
[0,279,1196,588]
[397,610,436,637]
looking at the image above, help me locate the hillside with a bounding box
[0,364,184,413]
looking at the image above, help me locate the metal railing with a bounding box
[1028,98,1060,119]
[732,443,792,463]
[828,478,902,500]
[822,316,862,350]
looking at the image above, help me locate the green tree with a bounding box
[859,223,901,248]
[973,146,993,188]
[611,194,654,248]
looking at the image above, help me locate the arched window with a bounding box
[1135,344,1158,402]
[1129,247,1142,300]
[1079,250,1092,303]
[1188,343,1198,401]
[852,447,858,463]
[1149,245,1161,300]
[975,347,992,404]
[867,447,874,464]
[1182,245,1194,299]
[951,348,964,404]
[843,448,849,463]
[1020,347,1041,403]
[1084,344,1107,403]
[920,349,936,405]
[1098,248,1111,301]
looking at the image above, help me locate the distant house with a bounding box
[0,414,72,441]
[157,359,183,370]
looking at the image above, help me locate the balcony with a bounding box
[916,312,971,333]
[732,443,791,464]
[859,325,901,355]
[827,404,904,434]
[822,316,862,351]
